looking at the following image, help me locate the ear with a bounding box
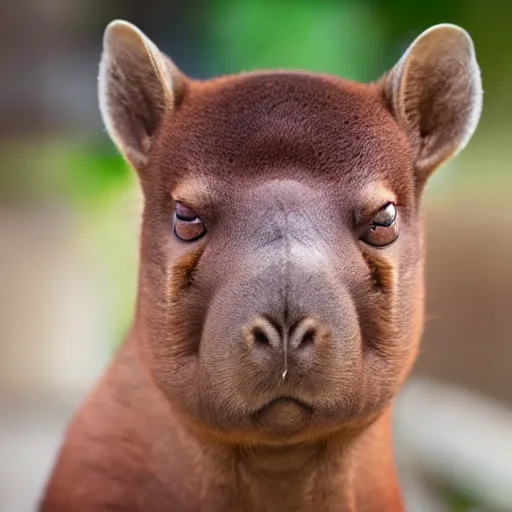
[381,24,483,180]
[98,20,186,170]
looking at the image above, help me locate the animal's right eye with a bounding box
[173,202,206,242]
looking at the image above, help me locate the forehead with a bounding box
[157,72,413,196]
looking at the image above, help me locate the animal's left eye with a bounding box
[360,203,399,247]
[174,202,206,242]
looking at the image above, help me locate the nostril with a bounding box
[300,328,316,348]
[289,318,320,350]
[253,327,271,347]
[246,317,282,350]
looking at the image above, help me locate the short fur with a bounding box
[40,20,482,512]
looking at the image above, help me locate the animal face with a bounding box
[99,22,482,444]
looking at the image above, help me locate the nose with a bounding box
[247,316,319,353]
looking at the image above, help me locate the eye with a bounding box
[173,202,206,242]
[360,202,399,247]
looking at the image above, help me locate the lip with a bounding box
[252,396,314,416]
[250,395,315,436]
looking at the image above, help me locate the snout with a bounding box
[200,232,361,400]
[199,246,360,436]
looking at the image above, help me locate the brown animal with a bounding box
[40,20,482,512]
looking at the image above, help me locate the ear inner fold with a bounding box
[382,24,483,179]
[98,20,184,170]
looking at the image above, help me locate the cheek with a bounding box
[355,235,424,406]
[137,243,213,418]
[395,250,425,376]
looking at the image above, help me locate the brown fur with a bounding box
[40,21,482,511]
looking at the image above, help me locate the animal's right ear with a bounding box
[98,20,186,170]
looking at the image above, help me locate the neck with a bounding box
[192,411,404,512]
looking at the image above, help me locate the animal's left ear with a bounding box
[380,24,483,180]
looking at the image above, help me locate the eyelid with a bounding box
[174,196,211,215]
[175,216,203,225]
[175,200,201,219]
[175,200,195,210]
[173,197,219,229]
[176,210,197,222]
[355,183,397,224]
[371,203,396,227]
[355,201,397,228]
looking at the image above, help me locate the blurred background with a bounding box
[0,1,510,511]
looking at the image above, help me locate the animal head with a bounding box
[99,21,482,444]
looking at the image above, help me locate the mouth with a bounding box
[251,396,314,435]
[254,396,314,413]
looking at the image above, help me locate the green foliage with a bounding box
[58,140,134,209]
[208,0,386,81]
[40,140,139,351]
